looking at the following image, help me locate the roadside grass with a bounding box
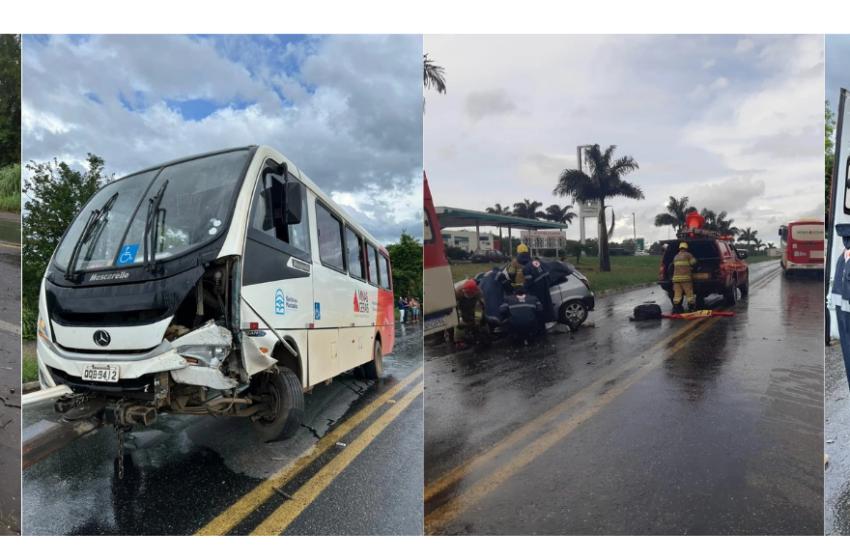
[451,256,778,293]
[22,343,37,383]
[0,164,20,213]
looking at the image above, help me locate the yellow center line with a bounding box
[196,366,423,536]
[251,380,425,536]
[424,318,708,502]
[424,317,718,533]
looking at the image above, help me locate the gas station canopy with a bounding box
[434,206,569,231]
[434,206,568,257]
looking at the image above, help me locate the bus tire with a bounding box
[362,339,383,380]
[250,366,304,442]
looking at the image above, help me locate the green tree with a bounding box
[0,35,20,168]
[386,230,423,303]
[654,196,696,230]
[22,154,113,309]
[553,144,643,271]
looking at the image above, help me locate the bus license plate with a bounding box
[425,315,447,331]
[82,365,119,383]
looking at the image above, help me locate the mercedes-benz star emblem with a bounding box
[93,330,111,347]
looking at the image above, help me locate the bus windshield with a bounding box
[54,149,251,273]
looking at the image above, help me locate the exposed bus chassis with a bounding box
[48,256,293,477]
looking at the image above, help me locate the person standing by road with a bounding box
[411,298,420,324]
[672,242,698,311]
[500,286,543,345]
[397,296,407,323]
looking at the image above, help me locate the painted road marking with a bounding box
[424,318,707,502]
[424,318,716,532]
[424,268,781,532]
[251,380,424,535]
[196,366,423,536]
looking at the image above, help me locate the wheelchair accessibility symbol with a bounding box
[118,244,139,265]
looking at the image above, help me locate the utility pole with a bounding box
[632,212,636,250]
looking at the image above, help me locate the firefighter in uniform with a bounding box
[453,279,486,341]
[500,286,543,345]
[672,241,698,311]
[507,244,530,287]
[522,254,557,330]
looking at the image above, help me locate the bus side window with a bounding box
[345,226,365,280]
[378,253,391,291]
[316,202,345,272]
[367,244,380,286]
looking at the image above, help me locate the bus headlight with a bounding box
[37,315,50,341]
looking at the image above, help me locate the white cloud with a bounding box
[22,34,423,246]
[736,38,755,53]
[424,35,823,246]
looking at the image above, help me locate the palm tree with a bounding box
[754,238,764,254]
[654,196,696,230]
[512,199,545,220]
[737,227,757,249]
[486,203,512,253]
[485,203,512,215]
[553,144,643,272]
[767,242,775,249]
[715,211,739,237]
[545,204,577,225]
[702,208,717,228]
[423,54,446,113]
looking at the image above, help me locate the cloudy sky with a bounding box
[22,34,422,246]
[424,35,824,246]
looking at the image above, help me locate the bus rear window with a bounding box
[790,224,824,241]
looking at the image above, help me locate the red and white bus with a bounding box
[423,172,458,336]
[37,146,394,445]
[778,217,825,275]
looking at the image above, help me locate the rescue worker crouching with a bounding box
[500,286,544,345]
[672,241,697,312]
[453,279,486,343]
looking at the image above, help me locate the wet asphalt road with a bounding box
[826,341,849,535]
[22,322,423,536]
[424,261,823,535]
[0,244,21,536]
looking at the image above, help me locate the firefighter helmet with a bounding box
[679,242,689,250]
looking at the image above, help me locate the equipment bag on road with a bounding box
[633,303,662,321]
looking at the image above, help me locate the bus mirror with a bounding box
[283,182,303,225]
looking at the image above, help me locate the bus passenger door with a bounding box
[240,168,313,386]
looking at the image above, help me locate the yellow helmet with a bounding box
[517,244,529,253]
[679,242,688,250]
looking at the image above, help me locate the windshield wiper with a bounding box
[143,179,169,273]
[65,192,119,281]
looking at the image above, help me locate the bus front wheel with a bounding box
[250,366,305,442]
[362,339,383,380]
